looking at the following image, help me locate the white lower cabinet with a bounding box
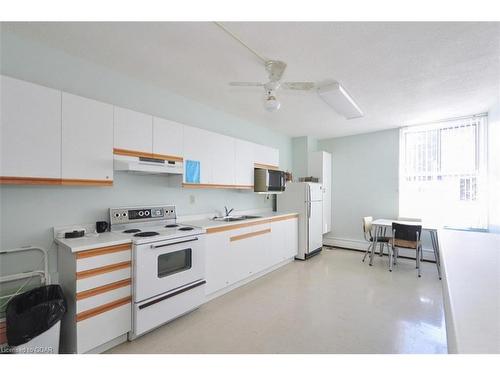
[285,218,299,258]
[205,231,233,294]
[229,223,272,279]
[77,302,131,354]
[205,215,298,296]
[57,243,132,353]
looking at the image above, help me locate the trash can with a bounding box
[6,285,66,354]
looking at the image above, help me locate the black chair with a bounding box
[389,223,423,277]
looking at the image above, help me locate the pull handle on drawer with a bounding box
[230,228,271,242]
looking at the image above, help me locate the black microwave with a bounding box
[254,168,286,193]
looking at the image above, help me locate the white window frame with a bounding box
[399,114,488,230]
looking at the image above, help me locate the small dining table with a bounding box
[370,218,442,279]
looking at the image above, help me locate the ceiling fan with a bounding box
[214,22,364,118]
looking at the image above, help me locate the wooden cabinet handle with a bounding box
[76,243,131,259]
[230,228,271,242]
[76,261,131,280]
[76,296,131,322]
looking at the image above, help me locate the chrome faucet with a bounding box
[224,206,234,217]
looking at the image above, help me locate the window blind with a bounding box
[399,114,488,230]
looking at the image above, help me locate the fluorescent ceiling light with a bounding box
[317,81,363,119]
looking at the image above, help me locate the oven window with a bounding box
[157,248,192,278]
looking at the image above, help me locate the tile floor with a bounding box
[108,248,447,354]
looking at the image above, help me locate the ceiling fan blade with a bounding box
[281,82,316,90]
[229,82,265,87]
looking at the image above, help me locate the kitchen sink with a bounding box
[213,215,262,222]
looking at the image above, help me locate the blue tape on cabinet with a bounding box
[185,160,200,183]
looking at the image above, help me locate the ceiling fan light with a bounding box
[317,81,363,119]
[264,95,281,112]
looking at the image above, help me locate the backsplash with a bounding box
[0,172,271,275]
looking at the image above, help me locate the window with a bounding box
[399,114,488,230]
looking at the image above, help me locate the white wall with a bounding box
[0,30,292,276]
[291,136,318,179]
[317,129,400,246]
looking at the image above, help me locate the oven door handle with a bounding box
[150,237,198,249]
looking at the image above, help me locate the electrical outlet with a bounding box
[189,195,195,204]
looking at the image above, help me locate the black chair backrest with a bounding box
[392,223,422,242]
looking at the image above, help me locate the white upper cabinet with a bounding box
[210,133,235,185]
[253,143,280,168]
[113,106,153,153]
[234,139,255,186]
[152,117,183,158]
[62,93,114,182]
[183,125,212,184]
[1,75,62,179]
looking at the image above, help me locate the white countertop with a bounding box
[55,232,132,253]
[181,211,298,230]
[439,229,500,353]
[55,211,298,252]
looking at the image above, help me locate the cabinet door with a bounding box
[62,93,113,182]
[183,125,212,184]
[152,117,183,158]
[229,223,271,279]
[253,143,279,168]
[1,75,61,179]
[234,139,254,186]
[268,147,280,168]
[285,218,299,259]
[270,220,287,264]
[210,133,235,185]
[113,106,152,153]
[205,232,231,294]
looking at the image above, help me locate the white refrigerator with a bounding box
[278,182,323,260]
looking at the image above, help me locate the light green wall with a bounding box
[0,30,292,274]
[317,129,400,242]
[291,136,318,179]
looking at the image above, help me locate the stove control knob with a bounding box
[139,211,144,217]
[145,211,150,216]
[114,213,120,218]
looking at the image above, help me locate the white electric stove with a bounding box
[109,205,206,339]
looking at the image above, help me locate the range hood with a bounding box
[114,156,183,175]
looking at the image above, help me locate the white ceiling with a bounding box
[3,22,500,139]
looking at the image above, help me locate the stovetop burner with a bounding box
[123,229,141,233]
[179,227,194,231]
[134,231,160,237]
[165,224,179,228]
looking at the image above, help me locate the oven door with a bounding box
[267,170,285,192]
[133,235,205,302]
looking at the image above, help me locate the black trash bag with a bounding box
[6,285,67,347]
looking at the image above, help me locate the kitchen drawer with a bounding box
[134,281,205,337]
[76,279,132,313]
[76,300,131,353]
[76,262,131,293]
[229,223,271,242]
[76,244,131,272]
